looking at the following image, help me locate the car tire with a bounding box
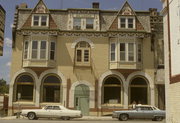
[62,116,70,120]
[155,116,163,121]
[119,114,129,121]
[27,112,36,120]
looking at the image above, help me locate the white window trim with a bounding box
[23,41,29,60]
[49,41,56,61]
[30,40,48,60]
[110,42,117,62]
[73,18,95,30]
[118,16,136,29]
[31,14,49,27]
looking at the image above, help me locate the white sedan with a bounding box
[21,105,82,120]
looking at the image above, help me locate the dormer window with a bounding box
[119,17,135,29]
[86,18,94,29]
[73,18,81,30]
[32,15,49,27]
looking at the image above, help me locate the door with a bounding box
[74,84,90,116]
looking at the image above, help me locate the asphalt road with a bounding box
[0,119,165,123]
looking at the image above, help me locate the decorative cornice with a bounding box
[16,30,151,38]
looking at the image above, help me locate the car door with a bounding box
[143,107,154,119]
[131,107,144,119]
[39,106,53,117]
[51,106,64,118]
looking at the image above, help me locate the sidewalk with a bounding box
[0,116,113,120]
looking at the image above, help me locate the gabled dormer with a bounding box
[22,0,57,29]
[109,1,144,31]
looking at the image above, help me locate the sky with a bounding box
[0,0,162,83]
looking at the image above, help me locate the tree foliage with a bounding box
[0,79,9,94]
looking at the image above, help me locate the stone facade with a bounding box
[161,0,180,122]
[0,5,5,56]
[8,0,164,116]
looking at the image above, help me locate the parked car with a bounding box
[21,105,82,120]
[112,105,165,121]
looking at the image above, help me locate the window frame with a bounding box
[119,16,135,29]
[24,41,29,59]
[32,14,49,27]
[85,18,94,29]
[31,40,48,60]
[73,18,81,30]
[50,41,56,60]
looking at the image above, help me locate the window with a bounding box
[103,76,122,104]
[32,41,38,59]
[119,43,135,62]
[73,18,81,30]
[120,18,126,28]
[15,74,34,101]
[50,41,55,60]
[119,17,135,29]
[42,75,61,102]
[40,41,47,59]
[110,43,116,61]
[120,43,126,61]
[31,40,47,60]
[75,41,90,63]
[24,41,29,59]
[32,15,48,27]
[137,44,142,62]
[86,18,94,29]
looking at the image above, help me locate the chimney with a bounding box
[149,8,158,16]
[19,3,28,8]
[92,2,99,9]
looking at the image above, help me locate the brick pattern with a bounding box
[109,17,118,30]
[22,15,32,28]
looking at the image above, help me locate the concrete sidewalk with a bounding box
[0,116,113,120]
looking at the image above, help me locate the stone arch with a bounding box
[69,80,95,108]
[39,69,67,105]
[9,68,38,107]
[98,70,126,108]
[71,37,94,48]
[126,71,155,106]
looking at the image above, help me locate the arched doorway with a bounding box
[14,74,34,101]
[42,75,61,102]
[102,76,122,104]
[129,77,148,105]
[74,84,89,116]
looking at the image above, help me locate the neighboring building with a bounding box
[0,5,6,56]
[161,0,180,122]
[8,0,164,116]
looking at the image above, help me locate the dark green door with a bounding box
[75,84,89,116]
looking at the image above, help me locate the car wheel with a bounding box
[119,114,129,121]
[155,116,163,121]
[62,116,70,120]
[27,112,36,120]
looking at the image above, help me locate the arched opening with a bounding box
[129,77,148,105]
[15,74,34,101]
[42,75,61,102]
[102,76,122,104]
[75,41,90,64]
[74,84,90,116]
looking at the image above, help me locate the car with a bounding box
[112,105,165,121]
[21,105,82,120]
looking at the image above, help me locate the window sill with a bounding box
[109,61,142,69]
[23,59,56,68]
[75,62,91,67]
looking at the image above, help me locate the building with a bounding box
[0,5,6,56]
[8,0,164,116]
[161,0,180,122]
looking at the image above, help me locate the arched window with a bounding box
[129,77,148,105]
[42,75,61,102]
[75,41,90,65]
[15,74,34,101]
[103,76,122,104]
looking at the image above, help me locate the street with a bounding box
[0,118,165,123]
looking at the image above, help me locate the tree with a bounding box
[0,79,9,94]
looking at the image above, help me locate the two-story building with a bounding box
[0,5,6,56]
[8,0,164,116]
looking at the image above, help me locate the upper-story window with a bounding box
[73,18,94,30]
[50,41,56,60]
[31,40,47,60]
[24,41,29,59]
[119,17,135,29]
[73,18,81,30]
[32,15,49,27]
[86,18,94,29]
[75,41,90,64]
[110,41,142,63]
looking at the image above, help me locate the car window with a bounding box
[141,107,153,111]
[53,106,61,110]
[46,106,53,110]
